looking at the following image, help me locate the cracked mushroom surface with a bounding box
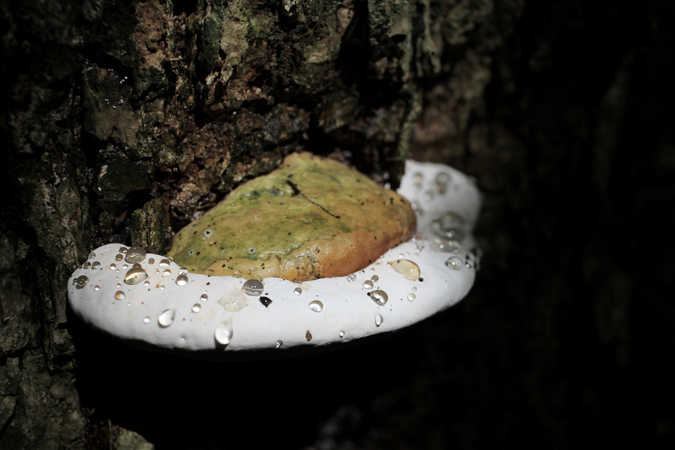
[68,155,481,356]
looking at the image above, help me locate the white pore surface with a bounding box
[68,160,481,353]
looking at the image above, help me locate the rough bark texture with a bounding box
[1,0,673,448]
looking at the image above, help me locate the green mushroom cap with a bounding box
[168,152,416,282]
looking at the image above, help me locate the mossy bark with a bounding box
[1,0,672,448]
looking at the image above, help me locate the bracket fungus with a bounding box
[68,154,481,357]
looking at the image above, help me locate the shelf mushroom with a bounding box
[68,154,481,357]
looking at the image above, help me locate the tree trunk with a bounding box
[1,0,673,448]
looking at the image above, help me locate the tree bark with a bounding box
[1,0,673,448]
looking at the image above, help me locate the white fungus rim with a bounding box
[68,160,481,354]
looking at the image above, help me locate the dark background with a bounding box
[2,0,674,448]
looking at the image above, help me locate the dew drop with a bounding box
[413,172,423,188]
[275,340,283,349]
[375,313,384,327]
[308,300,323,312]
[430,237,462,253]
[431,212,465,241]
[125,246,146,263]
[362,280,374,289]
[74,275,89,289]
[176,274,188,286]
[305,330,312,342]
[191,303,201,313]
[114,291,125,300]
[339,330,345,338]
[293,287,303,295]
[124,267,148,285]
[82,261,91,269]
[242,279,264,296]
[94,285,100,291]
[368,290,389,306]
[158,309,175,327]
[200,293,208,302]
[144,280,150,287]
[215,320,233,346]
[435,172,451,193]
[109,263,117,270]
[143,316,150,324]
[118,246,128,253]
[148,258,155,264]
[177,267,188,275]
[407,293,416,301]
[445,256,463,270]
[88,252,96,259]
[346,273,357,282]
[389,259,421,281]
[92,261,101,270]
[115,254,124,261]
[158,258,171,269]
[371,275,379,282]
[219,289,248,311]
[162,269,172,277]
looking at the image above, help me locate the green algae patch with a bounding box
[168,152,416,282]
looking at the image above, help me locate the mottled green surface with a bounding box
[168,152,415,281]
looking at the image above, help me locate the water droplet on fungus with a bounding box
[368,290,389,306]
[125,247,146,264]
[308,300,323,312]
[445,256,463,270]
[215,320,233,346]
[124,267,148,285]
[389,259,421,281]
[158,309,175,327]
[74,275,89,289]
[242,279,264,296]
[375,313,384,327]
